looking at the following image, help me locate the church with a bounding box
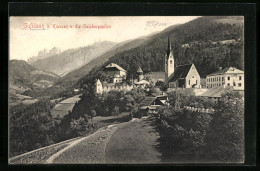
[164,36,201,88]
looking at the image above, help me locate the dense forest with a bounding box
[157,90,244,162]
[74,16,243,90]
[97,16,243,79]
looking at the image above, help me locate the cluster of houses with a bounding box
[94,36,244,114]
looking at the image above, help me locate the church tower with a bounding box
[137,66,144,81]
[165,36,175,81]
[95,79,103,94]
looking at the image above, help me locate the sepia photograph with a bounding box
[8,15,245,164]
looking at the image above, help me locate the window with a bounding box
[239,76,242,80]
[227,76,230,80]
[170,60,172,64]
[222,77,224,81]
[189,80,190,85]
[238,83,242,87]
[196,80,197,84]
[227,83,230,86]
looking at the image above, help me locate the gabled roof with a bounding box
[200,85,234,98]
[137,67,143,73]
[95,79,102,85]
[139,97,157,106]
[168,64,193,82]
[207,67,244,76]
[139,97,164,107]
[103,63,126,72]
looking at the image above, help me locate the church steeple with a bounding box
[165,35,175,80]
[167,35,172,56]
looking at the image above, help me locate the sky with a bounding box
[10,16,200,61]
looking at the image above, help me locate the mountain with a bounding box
[9,60,60,92]
[26,16,244,98]
[53,36,153,88]
[29,41,117,76]
[28,47,62,64]
[74,16,243,89]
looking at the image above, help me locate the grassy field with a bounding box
[92,112,130,128]
[105,116,161,164]
[51,94,81,118]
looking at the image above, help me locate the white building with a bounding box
[206,67,244,91]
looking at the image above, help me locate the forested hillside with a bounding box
[10,60,60,90]
[92,16,243,81]
[23,16,244,99]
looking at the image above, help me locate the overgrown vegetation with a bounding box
[157,90,244,162]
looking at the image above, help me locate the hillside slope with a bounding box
[9,60,60,91]
[100,16,243,78]
[54,37,151,88]
[73,16,243,90]
[30,41,116,76]
[28,16,244,98]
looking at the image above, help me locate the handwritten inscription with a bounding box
[145,20,172,30]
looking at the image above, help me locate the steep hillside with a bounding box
[54,37,151,88]
[27,16,244,98]
[76,16,243,89]
[98,16,242,77]
[30,41,116,76]
[9,60,60,91]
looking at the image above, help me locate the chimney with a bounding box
[219,67,222,71]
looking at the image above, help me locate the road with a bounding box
[49,116,161,164]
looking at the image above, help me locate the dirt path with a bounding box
[105,116,161,164]
[40,116,161,164]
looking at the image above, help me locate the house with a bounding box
[95,64,149,94]
[200,85,234,102]
[139,97,165,114]
[206,67,244,91]
[167,63,201,88]
[102,63,127,82]
[148,91,168,104]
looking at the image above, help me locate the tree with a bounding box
[90,109,96,121]
[205,91,244,162]
[112,106,120,118]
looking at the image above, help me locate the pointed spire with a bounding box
[167,35,172,56]
[137,66,143,73]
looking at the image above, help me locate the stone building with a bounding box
[165,36,201,88]
[95,64,149,94]
[206,67,244,91]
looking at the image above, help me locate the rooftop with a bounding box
[207,67,244,76]
[200,85,234,98]
[168,64,193,82]
[103,63,126,72]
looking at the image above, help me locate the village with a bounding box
[94,36,244,115]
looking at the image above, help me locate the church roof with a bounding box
[207,67,244,76]
[137,67,143,73]
[168,64,193,82]
[103,63,126,72]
